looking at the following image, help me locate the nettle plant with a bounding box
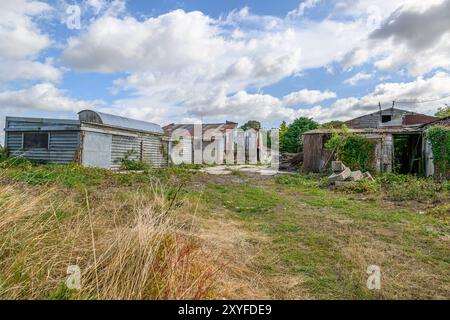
[425,126,450,179]
[325,125,375,172]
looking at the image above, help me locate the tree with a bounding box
[279,121,288,141]
[240,120,261,131]
[280,117,319,153]
[435,105,450,119]
[320,120,345,129]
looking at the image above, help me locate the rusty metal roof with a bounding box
[304,126,423,135]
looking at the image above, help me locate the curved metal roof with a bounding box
[78,110,163,134]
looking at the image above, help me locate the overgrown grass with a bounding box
[0,166,219,300]
[377,173,447,203]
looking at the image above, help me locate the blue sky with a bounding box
[1,0,450,143]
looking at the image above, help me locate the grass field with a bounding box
[0,162,448,300]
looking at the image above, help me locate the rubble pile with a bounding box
[328,161,374,185]
[280,153,303,172]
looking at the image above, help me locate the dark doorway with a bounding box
[393,134,422,174]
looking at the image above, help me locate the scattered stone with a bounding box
[331,161,347,173]
[328,167,351,184]
[363,171,375,181]
[348,170,364,181]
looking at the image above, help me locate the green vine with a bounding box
[425,125,450,179]
[325,125,376,172]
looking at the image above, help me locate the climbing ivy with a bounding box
[425,125,450,179]
[325,125,376,172]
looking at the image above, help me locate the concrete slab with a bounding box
[328,167,351,184]
[348,170,364,181]
[332,161,347,173]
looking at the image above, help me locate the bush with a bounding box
[119,149,150,171]
[378,174,446,203]
[325,125,375,172]
[0,146,8,161]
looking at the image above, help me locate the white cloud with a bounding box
[0,83,102,112]
[288,0,321,18]
[0,0,51,59]
[0,59,61,83]
[344,72,373,86]
[61,8,369,124]
[342,0,450,76]
[304,71,450,123]
[283,89,337,106]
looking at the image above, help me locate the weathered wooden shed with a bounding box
[302,108,441,175]
[4,110,168,169]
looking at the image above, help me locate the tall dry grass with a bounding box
[0,178,219,300]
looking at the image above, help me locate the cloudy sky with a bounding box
[1,0,450,142]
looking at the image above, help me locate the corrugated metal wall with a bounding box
[110,133,167,170]
[7,131,80,164]
[142,134,167,168]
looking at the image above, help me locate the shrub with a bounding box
[425,126,450,179]
[119,149,150,171]
[0,146,9,161]
[325,125,376,172]
[379,174,446,203]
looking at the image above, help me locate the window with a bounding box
[382,115,392,123]
[23,133,49,149]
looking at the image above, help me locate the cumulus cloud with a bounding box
[0,59,61,83]
[283,89,336,106]
[344,72,373,86]
[0,0,51,59]
[61,8,369,124]
[0,83,102,112]
[306,71,450,122]
[287,0,321,18]
[342,0,450,75]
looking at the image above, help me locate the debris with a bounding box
[328,161,375,185]
[280,153,303,172]
[348,170,364,181]
[332,161,347,173]
[363,171,375,181]
[328,167,351,183]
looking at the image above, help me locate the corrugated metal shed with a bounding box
[4,112,168,169]
[4,117,81,164]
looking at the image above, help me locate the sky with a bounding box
[1,0,450,143]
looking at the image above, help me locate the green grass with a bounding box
[197,173,449,299]
[0,163,448,299]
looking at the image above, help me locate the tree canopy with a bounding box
[435,106,450,119]
[280,117,319,153]
[240,120,261,131]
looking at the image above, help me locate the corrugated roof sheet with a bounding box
[163,122,238,136]
[304,126,423,135]
[78,110,163,134]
